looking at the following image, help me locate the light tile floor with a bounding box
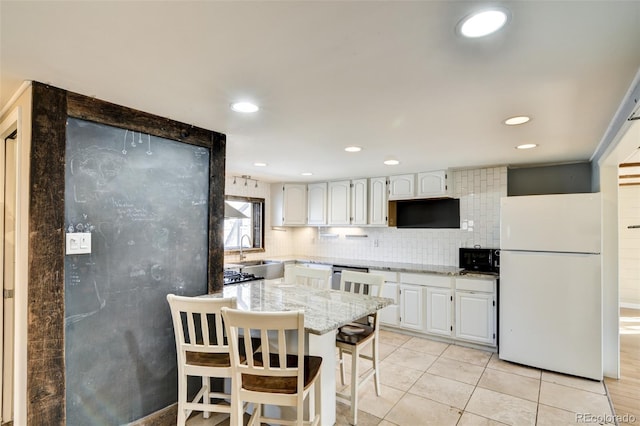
[187,329,616,425]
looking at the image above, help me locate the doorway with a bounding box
[607,127,640,421]
[617,149,640,308]
[0,115,18,425]
[599,117,640,420]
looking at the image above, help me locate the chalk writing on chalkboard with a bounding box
[64,117,210,424]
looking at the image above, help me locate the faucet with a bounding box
[239,234,252,261]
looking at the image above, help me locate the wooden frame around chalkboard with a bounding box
[27,82,225,425]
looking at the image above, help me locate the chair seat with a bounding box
[336,322,374,345]
[187,337,257,367]
[242,354,323,394]
[186,351,232,367]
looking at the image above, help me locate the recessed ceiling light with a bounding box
[230,101,259,113]
[383,159,400,166]
[516,143,538,150]
[459,8,509,38]
[253,162,267,167]
[504,116,531,126]
[345,146,362,153]
[301,172,313,176]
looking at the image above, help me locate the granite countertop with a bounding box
[225,256,499,279]
[261,255,465,276]
[202,280,393,335]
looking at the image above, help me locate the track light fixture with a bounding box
[230,175,259,189]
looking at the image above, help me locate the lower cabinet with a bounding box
[377,272,497,349]
[379,282,400,326]
[399,284,423,330]
[455,291,495,345]
[370,269,400,326]
[454,277,497,346]
[425,287,452,336]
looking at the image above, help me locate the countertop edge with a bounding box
[227,255,499,278]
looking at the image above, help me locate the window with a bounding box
[223,196,265,253]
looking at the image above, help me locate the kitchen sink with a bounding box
[237,260,284,280]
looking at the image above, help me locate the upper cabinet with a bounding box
[351,178,368,225]
[389,170,451,200]
[328,180,351,225]
[417,170,450,198]
[388,174,415,200]
[271,183,307,226]
[328,179,368,225]
[307,182,327,225]
[270,170,449,227]
[369,177,388,226]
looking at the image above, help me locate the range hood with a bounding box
[388,198,460,229]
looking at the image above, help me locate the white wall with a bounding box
[223,166,506,266]
[618,152,640,308]
[223,176,295,264]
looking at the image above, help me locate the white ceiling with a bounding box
[2,1,640,183]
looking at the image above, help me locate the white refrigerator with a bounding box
[499,193,602,380]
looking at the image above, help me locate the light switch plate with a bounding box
[66,232,92,255]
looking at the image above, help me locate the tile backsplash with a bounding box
[225,166,507,267]
[293,167,507,266]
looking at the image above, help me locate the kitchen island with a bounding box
[202,279,393,425]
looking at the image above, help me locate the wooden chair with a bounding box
[167,294,237,425]
[289,265,332,290]
[335,271,384,425]
[222,307,322,426]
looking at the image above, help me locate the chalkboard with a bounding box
[64,118,210,424]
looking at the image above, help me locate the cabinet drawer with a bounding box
[455,277,496,293]
[400,272,452,288]
[370,269,398,282]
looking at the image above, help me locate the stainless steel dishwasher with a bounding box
[331,265,369,291]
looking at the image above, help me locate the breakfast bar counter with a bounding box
[201,279,393,425]
[205,279,392,334]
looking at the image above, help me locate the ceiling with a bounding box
[2,1,640,183]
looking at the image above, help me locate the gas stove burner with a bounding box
[223,270,263,285]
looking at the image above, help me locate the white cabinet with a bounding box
[307,183,327,225]
[399,272,453,333]
[417,170,450,198]
[371,269,399,326]
[400,284,423,330]
[271,183,307,226]
[389,170,450,200]
[370,270,497,349]
[328,180,351,225]
[328,179,368,225]
[454,277,496,346]
[351,178,368,225]
[388,174,415,200]
[369,177,388,226]
[425,287,452,336]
